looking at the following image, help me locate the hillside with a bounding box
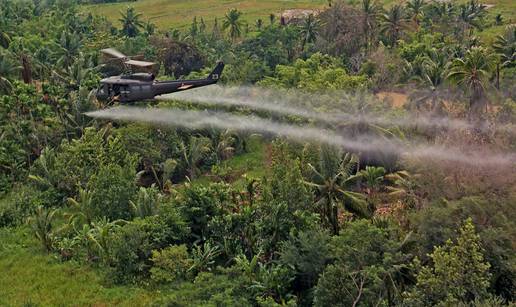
[86,0,328,29]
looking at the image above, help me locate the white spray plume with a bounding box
[85,106,516,166]
[160,85,516,134]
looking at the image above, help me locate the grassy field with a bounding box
[85,0,514,37]
[0,227,161,306]
[86,0,327,30]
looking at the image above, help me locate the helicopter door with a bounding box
[120,85,130,99]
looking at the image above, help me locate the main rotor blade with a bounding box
[125,59,156,67]
[101,48,126,59]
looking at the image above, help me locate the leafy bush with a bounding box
[108,222,153,284]
[31,127,138,197]
[314,220,406,306]
[86,163,137,221]
[150,245,192,284]
[403,219,492,306]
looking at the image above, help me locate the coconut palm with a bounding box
[380,4,407,46]
[406,0,426,30]
[386,171,421,208]
[222,8,244,42]
[493,25,516,88]
[299,14,320,50]
[357,166,386,195]
[56,31,82,68]
[269,13,276,25]
[119,7,144,37]
[180,136,211,179]
[456,0,486,38]
[409,51,449,112]
[305,149,369,234]
[426,2,456,32]
[210,129,235,162]
[447,46,496,114]
[361,0,381,52]
[255,19,263,31]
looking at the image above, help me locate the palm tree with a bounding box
[255,19,263,31]
[56,31,82,68]
[119,7,144,37]
[212,18,221,39]
[380,4,407,46]
[456,0,486,38]
[0,51,18,94]
[361,0,381,52]
[180,136,211,179]
[223,8,244,42]
[492,25,516,88]
[130,187,161,218]
[386,171,421,208]
[426,2,456,32]
[357,166,386,195]
[67,188,95,226]
[269,13,276,25]
[305,150,369,234]
[406,0,426,31]
[299,14,320,50]
[447,46,497,114]
[210,129,235,162]
[29,206,58,252]
[88,217,123,264]
[409,51,449,113]
[0,29,10,49]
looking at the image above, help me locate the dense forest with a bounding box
[0,0,515,305]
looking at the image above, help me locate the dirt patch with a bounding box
[376,91,409,108]
[280,9,321,24]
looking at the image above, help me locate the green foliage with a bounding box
[279,227,331,293]
[29,206,58,252]
[447,46,497,112]
[150,244,192,284]
[305,147,369,234]
[409,196,515,300]
[314,220,407,307]
[177,183,229,242]
[404,218,491,306]
[155,272,251,306]
[259,53,368,90]
[119,7,143,37]
[139,204,190,248]
[108,221,152,283]
[262,141,312,211]
[223,9,244,42]
[86,163,137,221]
[31,127,138,197]
[130,186,161,218]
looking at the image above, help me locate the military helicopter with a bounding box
[95,48,224,103]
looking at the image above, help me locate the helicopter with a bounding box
[95,48,224,103]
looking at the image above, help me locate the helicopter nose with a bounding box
[94,88,108,101]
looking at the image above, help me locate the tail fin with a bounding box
[207,61,224,81]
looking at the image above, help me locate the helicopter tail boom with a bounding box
[207,61,224,81]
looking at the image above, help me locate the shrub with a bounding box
[108,222,152,283]
[86,163,137,221]
[150,245,192,284]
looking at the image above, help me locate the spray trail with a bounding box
[161,86,516,133]
[86,106,516,166]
